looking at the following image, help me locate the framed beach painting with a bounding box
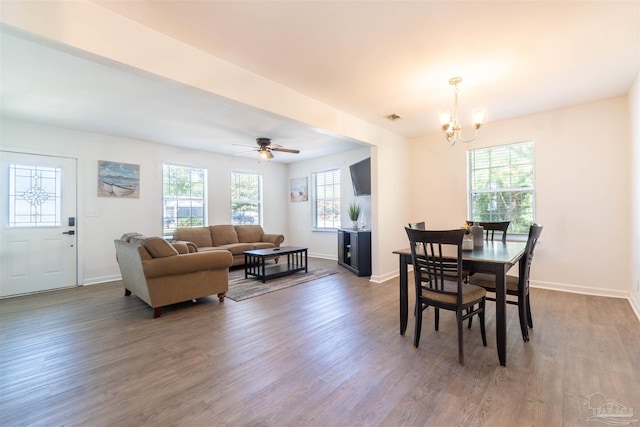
[98,161,140,198]
[290,177,308,202]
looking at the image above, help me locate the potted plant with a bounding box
[348,203,361,229]
[461,223,473,251]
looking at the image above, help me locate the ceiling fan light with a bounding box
[259,148,273,159]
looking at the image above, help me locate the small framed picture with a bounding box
[290,177,308,202]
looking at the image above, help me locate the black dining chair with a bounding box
[405,227,487,365]
[464,221,511,283]
[468,223,543,342]
[466,220,511,243]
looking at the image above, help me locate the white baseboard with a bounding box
[308,252,337,261]
[370,270,398,284]
[629,294,640,323]
[530,280,629,299]
[82,274,121,286]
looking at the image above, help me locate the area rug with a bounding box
[226,268,338,301]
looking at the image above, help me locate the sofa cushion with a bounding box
[211,225,239,246]
[235,225,264,243]
[173,227,213,248]
[216,243,253,256]
[252,242,275,250]
[143,237,179,258]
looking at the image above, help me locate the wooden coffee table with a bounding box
[244,246,308,283]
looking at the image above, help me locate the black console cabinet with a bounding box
[337,229,371,277]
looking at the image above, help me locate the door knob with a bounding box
[62,230,75,235]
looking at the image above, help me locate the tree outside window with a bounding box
[313,169,340,229]
[468,141,535,234]
[231,172,261,225]
[163,164,206,236]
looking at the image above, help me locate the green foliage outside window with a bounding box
[313,169,340,229]
[231,172,261,225]
[163,165,206,236]
[468,141,535,234]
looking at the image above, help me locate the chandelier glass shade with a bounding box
[439,77,485,146]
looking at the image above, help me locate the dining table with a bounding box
[393,240,527,366]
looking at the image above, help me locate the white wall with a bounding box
[409,97,632,298]
[1,119,288,285]
[630,73,640,318]
[0,0,411,283]
[287,147,371,259]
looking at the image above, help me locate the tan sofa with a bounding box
[114,233,233,318]
[172,225,285,266]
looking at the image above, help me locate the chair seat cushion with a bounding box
[421,282,486,305]
[468,273,519,292]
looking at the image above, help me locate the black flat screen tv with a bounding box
[349,157,371,196]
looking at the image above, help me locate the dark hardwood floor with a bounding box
[1,258,639,426]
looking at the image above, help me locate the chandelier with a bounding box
[439,77,485,146]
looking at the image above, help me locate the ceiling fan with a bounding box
[235,137,300,160]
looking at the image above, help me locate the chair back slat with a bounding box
[405,227,465,300]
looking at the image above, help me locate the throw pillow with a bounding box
[143,237,179,258]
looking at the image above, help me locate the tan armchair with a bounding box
[114,234,233,318]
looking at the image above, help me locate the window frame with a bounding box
[467,141,535,235]
[162,164,207,237]
[230,171,262,226]
[312,168,341,231]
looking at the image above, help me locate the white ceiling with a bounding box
[1,1,639,162]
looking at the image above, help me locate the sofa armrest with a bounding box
[171,240,198,254]
[261,233,284,247]
[142,250,233,279]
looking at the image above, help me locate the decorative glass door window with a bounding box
[8,163,62,227]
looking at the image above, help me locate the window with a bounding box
[163,164,206,236]
[231,172,261,225]
[313,168,340,229]
[468,141,535,234]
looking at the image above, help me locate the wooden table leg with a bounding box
[399,254,408,336]
[495,264,507,366]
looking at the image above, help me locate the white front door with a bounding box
[0,151,78,297]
